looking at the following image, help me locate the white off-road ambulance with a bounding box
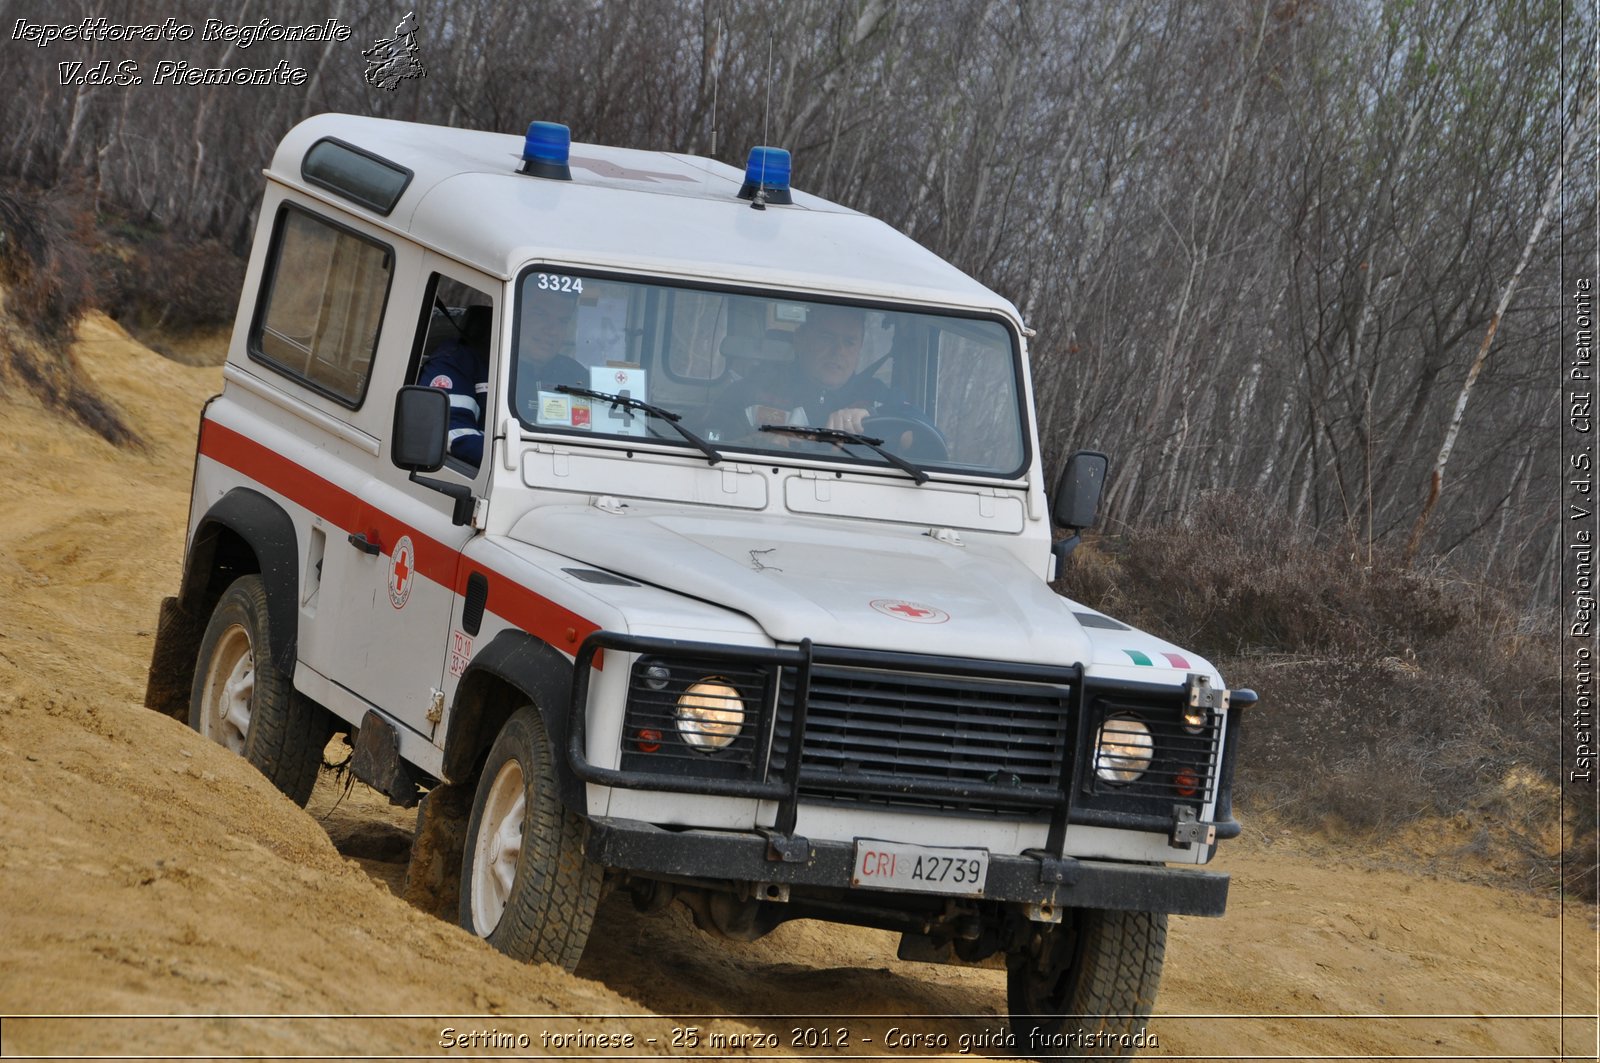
[146,113,1254,1050]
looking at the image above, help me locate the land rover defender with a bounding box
[145,113,1254,1050]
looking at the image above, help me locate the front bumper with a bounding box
[586,816,1231,916]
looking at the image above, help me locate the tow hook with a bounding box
[760,828,812,864]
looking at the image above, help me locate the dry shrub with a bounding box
[1066,500,1464,659]
[0,184,92,344]
[91,212,242,337]
[1565,782,1599,902]
[0,181,137,446]
[1059,490,1564,889]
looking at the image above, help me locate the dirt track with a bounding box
[0,314,1594,1060]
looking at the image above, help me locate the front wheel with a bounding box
[189,574,329,806]
[1007,908,1167,1057]
[459,707,601,971]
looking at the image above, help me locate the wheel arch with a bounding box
[180,487,301,675]
[147,487,301,720]
[443,630,583,812]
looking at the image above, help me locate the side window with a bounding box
[416,276,495,470]
[416,278,495,383]
[931,322,1025,471]
[251,206,392,406]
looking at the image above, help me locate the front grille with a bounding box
[771,663,1072,814]
[583,631,1233,838]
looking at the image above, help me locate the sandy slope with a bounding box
[0,314,1594,1060]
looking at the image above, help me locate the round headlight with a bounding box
[676,678,745,751]
[1095,715,1153,783]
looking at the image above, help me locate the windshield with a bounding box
[509,268,1028,478]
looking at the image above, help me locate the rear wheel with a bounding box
[1007,908,1166,1057]
[189,575,329,806]
[459,707,601,971]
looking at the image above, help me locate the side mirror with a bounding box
[1050,450,1109,569]
[392,386,449,472]
[391,385,475,526]
[1053,450,1108,530]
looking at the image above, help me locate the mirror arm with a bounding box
[409,472,476,526]
[1051,530,1082,569]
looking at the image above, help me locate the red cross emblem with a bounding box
[389,535,416,609]
[869,598,951,624]
[569,154,693,183]
[615,369,629,386]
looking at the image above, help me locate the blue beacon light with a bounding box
[738,146,792,207]
[519,121,572,181]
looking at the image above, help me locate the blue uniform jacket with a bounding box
[419,341,489,465]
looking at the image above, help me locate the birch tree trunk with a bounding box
[1403,117,1575,563]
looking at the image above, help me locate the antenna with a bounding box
[762,27,774,152]
[709,12,725,156]
[753,25,774,206]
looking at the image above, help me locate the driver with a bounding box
[705,305,921,444]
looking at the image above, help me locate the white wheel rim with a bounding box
[470,758,526,936]
[201,624,254,754]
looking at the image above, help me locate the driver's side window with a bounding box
[414,277,495,470]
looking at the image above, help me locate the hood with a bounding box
[1063,604,1221,687]
[510,503,1218,683]
[512,504,1090,665]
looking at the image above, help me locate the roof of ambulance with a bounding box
[269,114,1017,317]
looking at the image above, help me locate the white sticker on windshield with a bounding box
[533,391,591,429]
[589,366,647,436]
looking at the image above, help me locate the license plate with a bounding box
[851,838,989,896]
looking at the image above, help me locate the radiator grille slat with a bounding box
[772,663,1072,814]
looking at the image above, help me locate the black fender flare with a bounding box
[444,630,583,812]
[182,487,300,676]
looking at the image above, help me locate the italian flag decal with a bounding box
[1124,649,1191,668]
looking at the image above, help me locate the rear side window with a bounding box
[250,206,393,406]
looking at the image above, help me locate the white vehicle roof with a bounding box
[269,114,1019,318]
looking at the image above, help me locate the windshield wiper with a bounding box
[759,424,929,485]
[554,385,723,465]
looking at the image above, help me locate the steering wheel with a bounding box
[863,415,949,463]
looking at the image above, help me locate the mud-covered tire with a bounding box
[459,707,601,971]
[403,782,473,920]
[189,575,329,806]
[1006,908,1167,1057]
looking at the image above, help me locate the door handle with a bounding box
[347,530,382,556]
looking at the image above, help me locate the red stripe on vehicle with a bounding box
[197,420,603,662]
[1162,652,1190,669]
